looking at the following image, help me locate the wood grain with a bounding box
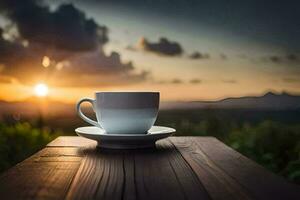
[66,139,210,200]
[47,136,96,147]
[1,136,299,200]
[0,147,82,200]
[170,137,300,200]
[132,139,210,200]
[170,137,253,200]
[66,148,124,200]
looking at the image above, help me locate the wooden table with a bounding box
[0,136,299,200]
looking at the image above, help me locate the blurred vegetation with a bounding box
[0,108,299,185]
[0,122,59,172]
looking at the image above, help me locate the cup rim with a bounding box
[95,91,159,94]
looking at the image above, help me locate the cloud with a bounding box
[65,50,134,74]
[0,74,18,84]
[0,0,108,51]
[0,28,26,65]
[237,54,247,59]
[222,79,237,84]
[286,54,298,61]
[189,51,209,59]
[0,38,149,86]
[138,37,183,56]
[158,78,202,84]
[0,1,149,87]
[263,54,299,63]
[282,78,300,83]
[171,78,183,84]
[155,78,184,84]
[269,56,281,63]
[51,69,150,87]
[189,79,202,84]
[0,28,39,82]
[49,49,150,87]
[220,53,227,60]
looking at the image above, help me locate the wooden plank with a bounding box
[196,137,300,199]
[0,147,82,200]
[47,136,96,147]
[2,136,299,200]
[170,137,300,200]
[122,153,136,200]
[66,138,210,200]
[36,147,84,158]
[66,148,124,200]
[170,137,253,200]
[132,139,210,200]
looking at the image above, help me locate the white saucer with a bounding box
[75,126,176,149]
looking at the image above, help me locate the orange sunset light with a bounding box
[34,83,49,97]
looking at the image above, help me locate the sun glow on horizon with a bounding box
[34,83,49,97]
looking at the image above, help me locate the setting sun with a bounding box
[34,83,49,97]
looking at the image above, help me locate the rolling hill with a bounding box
[160,92,300,110]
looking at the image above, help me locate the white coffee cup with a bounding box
[76,92,159,134]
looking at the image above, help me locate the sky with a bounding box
[0,0,299,102]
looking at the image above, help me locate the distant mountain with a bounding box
[0,92,299,117]
[0,97,74,117]
[160,92,300,110]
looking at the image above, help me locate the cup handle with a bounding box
[76,98,99,127]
